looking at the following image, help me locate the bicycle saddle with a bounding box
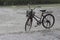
[40,10,46,12]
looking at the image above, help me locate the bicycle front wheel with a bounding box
[42,14,55,29]
[25,18,32,32]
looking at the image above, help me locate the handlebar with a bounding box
[33,6,41,10]
[28,5,41,10]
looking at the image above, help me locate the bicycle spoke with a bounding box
[42,14,55,29]
[25,18,32,32]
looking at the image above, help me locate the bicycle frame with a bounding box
[27,9,45,25]
[33,12,44,24]
[26,8,50,26]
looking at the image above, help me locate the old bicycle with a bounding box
[25,6,55,32]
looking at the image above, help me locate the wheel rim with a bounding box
[42,14,55,28]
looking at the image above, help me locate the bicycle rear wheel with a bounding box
[25,18,32,32]
[42,14,55,29]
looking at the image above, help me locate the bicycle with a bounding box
[25,6,55,32]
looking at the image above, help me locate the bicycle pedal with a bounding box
[35,24,39,27]
[35,26,37,27]
[37,21,41,24]
[35,25,37,27]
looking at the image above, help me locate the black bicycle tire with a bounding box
[42,14,55,29]
[25,18,32,32]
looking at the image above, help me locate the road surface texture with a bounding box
[0,6,60,40]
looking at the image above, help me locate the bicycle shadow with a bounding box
[26,27,60,34]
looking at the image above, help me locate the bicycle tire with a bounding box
[25,18,32,32]
[42,14,55,29]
